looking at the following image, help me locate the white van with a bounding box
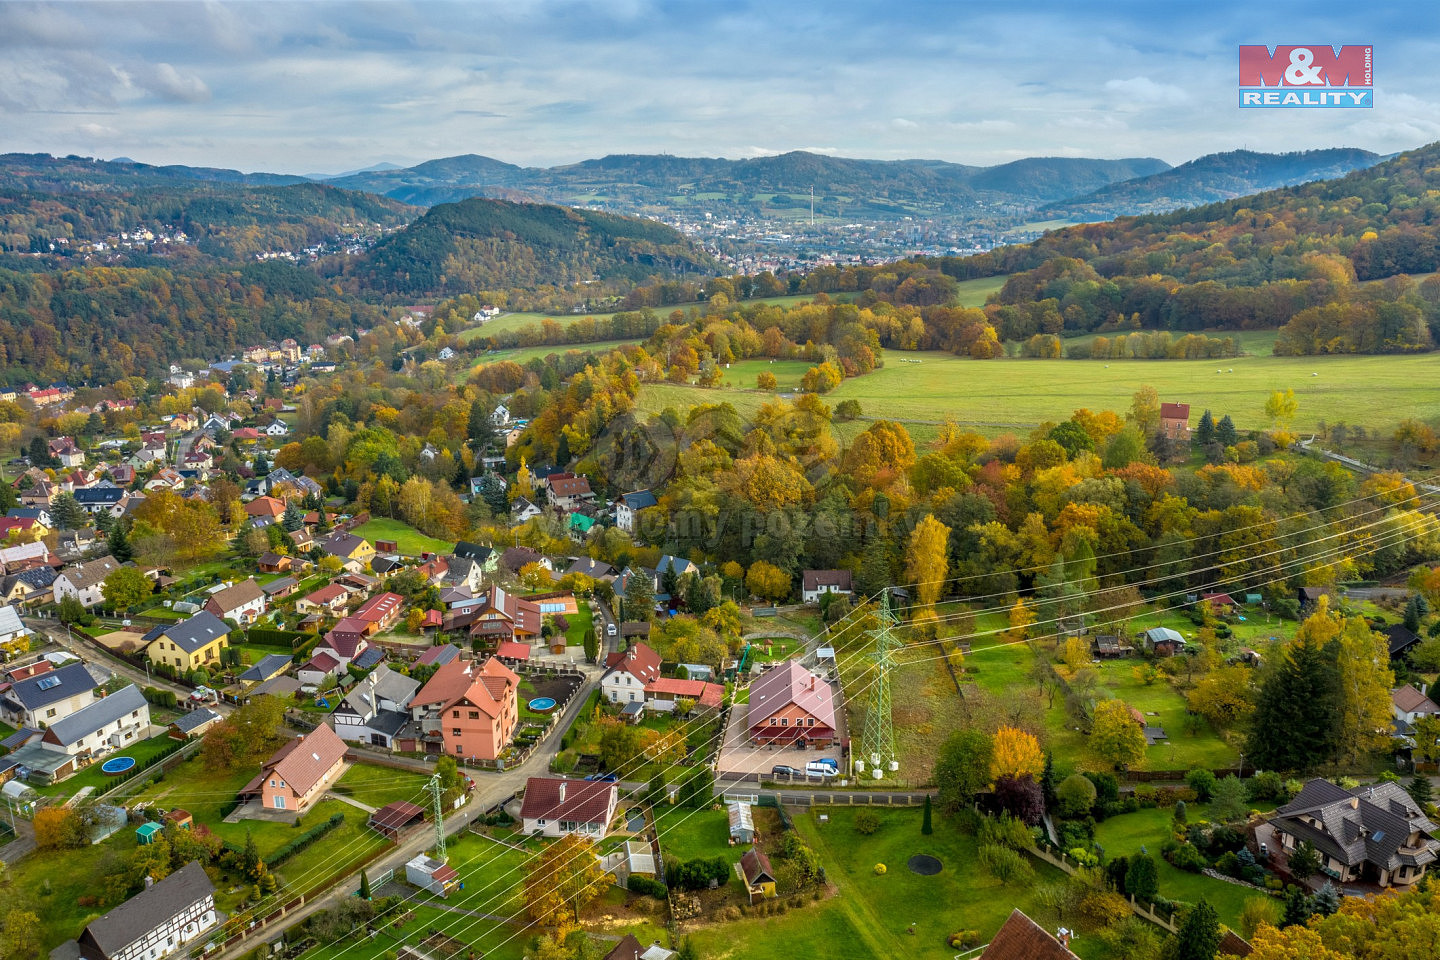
[805,760,837,778]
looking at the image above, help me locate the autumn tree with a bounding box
[746,560,791,603]
[1334,616,1394,764]
[1090,699,1147,770]
[1265,388,1299,429]
[1005,598,1036,644]
[934,729,994,813]
[990,725,1044,783]
[101,566,153,611]
[1129,385,1161,435]
[756,371,777,390]
[524,833,613,930]
[904,514,950,609]
[33,806,86,850]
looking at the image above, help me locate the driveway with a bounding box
[715,678,848,781]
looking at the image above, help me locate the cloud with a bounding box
[891,117,918,130]
[1104,76,1189,105]
[129,63,211,103]
[76,121,120,138]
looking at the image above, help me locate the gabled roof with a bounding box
[1392,683,1439,715]
[739,848,775,885]
[353,592,404,623]
[1159,402,1190,420]
[263,576,300,596]
[1386,623,1424,658]
[412,656,518,717]
[206,578,265,615]
[619,490,658,511]
[565,557,614,579]
[321,531,369,558]
[747,660,835,729]
[259,723,347,797]
[43,684,147,747]
[172,707,222,734]
[605,642,662,685]
[78,861,214,959]
[417,643,459,666]
[1143,626,1186,645]
[545,473,593,498]
[1271,778,1440,873]
[150,611,230,655]
[59,555,120,591]
[978,910,1077,960]
[3,661,97,710]
[302,583,349,606]
[519,776,615,824]
[0,605,27,637]
[452,541,493,562]
[239,653,292,683]
[802,569,852,592]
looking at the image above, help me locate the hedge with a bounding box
[246,628,309,649]
[626,874,668,898]
[266,812,346,868]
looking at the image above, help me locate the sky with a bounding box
[1,0,1438,175]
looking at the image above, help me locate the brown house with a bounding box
[241,722,348,813]
[1159,402,1191,441]
[746,660,836,746]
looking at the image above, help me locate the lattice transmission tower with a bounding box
[858,588,900,779]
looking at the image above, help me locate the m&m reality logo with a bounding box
[1238,45,1372,108]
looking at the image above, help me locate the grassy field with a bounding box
[459,293,833,343]
[655,804,751,865]
[12,829,144,953]
[638,345,1440,437]
[351,517,456,556]
[331,761,435,809]
[717,357,814,392]
[689,805,1078,960]
[1092,806,1257,930]
[34,733,184,800]
[951,274,1009,307]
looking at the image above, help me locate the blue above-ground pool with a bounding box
[101,756,137,775]
[528,697,558,713]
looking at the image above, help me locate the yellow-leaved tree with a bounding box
[904,514,951,609]
[990,726,1043,783]
[1090,699,1147,771]
[523,833,612,932]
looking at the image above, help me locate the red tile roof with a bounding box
[302,584,348,606]
[979,910,1077,960]
[747,660,836,730]
[262,723,347,798]
[545,473,593,498]
[605,642,662,685]
[412,656,518,719]
[353,591,404,623]
[1159,402,1190,421]
[495,641,531,660]
[519,776,615,825]
[646,677,724,708]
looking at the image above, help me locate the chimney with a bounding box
[558,782,566,802]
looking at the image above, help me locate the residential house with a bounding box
[241,722,348,812]
[643,677,724,713]
[262,576,300,601]
[1393,684,1439,727]
[511,498,542,523]
[1269,778,1440,888]
[38,684,150,763]
[451,542,499,575]
[602,643,662,706]
[296,584,350,617]
[614,490,659,535]
[442,556,486,594]
[519,776,617,838]
[1159,402,1191,441]
[296,650,346,687]
[0,604,33,647]
[976,910,1079,960]
[319,532,375,572]
[460,586,541,645]
[0,661,100,728]
[265,421,290,438]
[564,557,615,582]
[739,849,777,903]
[416,643,459,667]
[203,578,268,625]
[403,656,519,761]
[801,569,853,604]
[0,540,55,572]
[490,403,510,426]
[352,592,405,633]
[318,620,371,662]
[746,660,837,746]
[0,568,57,608]
[332,664,420,749]
[73,487,126,515]
[238,654,292,687]
[56,860,217,960]
[142,611,230,673]
[52,556,121,609]
[1386,624,1424,660]
[542,473,595,512]
[243,497,286,522]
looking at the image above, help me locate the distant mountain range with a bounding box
[1040,148,1384,220]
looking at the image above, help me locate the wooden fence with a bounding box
[1027,845,1178,933]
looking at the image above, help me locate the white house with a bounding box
[615,490,658,534]
[602,643,662,705]
[491,404,510,427]
[62,860,216,960]
[520,776,617,839]
[264,421,290,437]
[38,683,150,760]
[801,569,853,604]
[0,661,99,727]
[1393,684,1440,727]
[53,556,122,609]
[0,604,33,647]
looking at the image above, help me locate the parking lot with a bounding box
[716,677,848,782]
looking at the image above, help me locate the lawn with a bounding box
[351,517,456,556]
[689,805,1076,960]
[640,345,1440,437]
[563,603,595,647]
[34,733,187,800]
[715,358,814,392]
[1093,806,1259,931]
[11,829,144,953]
[841,639,969,787]
[272,799,396,898]
[654,804,751,865]
[331,761,434,809]
[951,273,1010,307]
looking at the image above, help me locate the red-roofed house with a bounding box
[320,620,371,662]
[747,660,837,746]
[978,910,1079,960]
[542,473,595,511]
[244,496,286,520]
[645,676,725,712]
[403,657,519,761]
[296,584,350,616]
[602,643,663,705]
[297,651,346,687]
[520,776,617,838]
[241,722,348,812]
[352,592,404,632]
[463,586,541,644]
[1160,402,1191,441]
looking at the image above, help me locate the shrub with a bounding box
[627,875,668,899]
[1164,841,1207,873]
[948,931,980,949]
[1248,770,1288,803]
[978,813,1035,850]
[978,844,1035,883]
[1080,890,1132,927]
[853,809,880,835]
[1057,774,1098,818]
[1186,768,1217,801]
[873,863,887,875]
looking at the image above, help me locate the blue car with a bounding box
[585,773,619,782]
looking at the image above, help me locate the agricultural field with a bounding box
[350,517,456,555]
[950,273,1009,307]
[687,805,1083,960]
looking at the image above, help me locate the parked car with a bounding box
[771,765,800,777]
[606,622,617,637]
[810,757,839,772]
[585,773,619,782]
[805,761,838,778]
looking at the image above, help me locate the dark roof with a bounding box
[417,643,459,666]
[78,861,214,958]
[619,490,658,510]
[44,685,146,747]
[369,800,426,832]
[603,935,645,960]
[979,910,1077,960]
[4,662,97,710]
[802,569,852,592]
[153,611,230,655]
[239,653,292,682]
[73,487,124,505]
[1385,623,1423,658]
[352,646,385,669]
[453,541,493,562]
[1218,930,1254,957]
[262,576,300,596]
[171,707,221,734]
[519,776,615,825]
[739,848,775,885]
[1271,778,1440,873]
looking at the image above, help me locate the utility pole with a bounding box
[425,773,446,861]
[857,589,899,779]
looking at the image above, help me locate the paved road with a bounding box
[594,596,620,658]
[26,618,227,713]
[206,666,602,960]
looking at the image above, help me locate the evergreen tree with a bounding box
[478,475,509,515]
[624,571,656,623]
[1281,885,1312,928]
[241,830,261,878]
[1405,595,1424,633]
[1287,839,1320,881]
[282,498,304,532]
[359,869,371,901]
[1407,773,1434,807]
[467,399,496,448]
[556,431,572,467]
[253,451,270,476]
[1039,751,1058,810]
[1246,634,1341,770]
[1124,854,1159,902]
[857,536,893,598]
[1172,898,1221,960]
[50,493,87,531]
[661,565,681,605]
[1215,415,1239,447]
[683,573,713,615]
[1309,881,1341,917]
[647,769,668,808]
[583,628,598,664]
[27,435,53,467]
[921,794,933,835]
[1195,409,1216,446]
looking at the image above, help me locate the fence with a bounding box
[1027,845,1179,933]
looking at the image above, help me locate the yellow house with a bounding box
[144,610,231,672]
[740,849,777,903]
[320,532,375,572]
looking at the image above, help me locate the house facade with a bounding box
[801,569,853,604]
[52,556,121,608]
[1269,778,1439,887]
[1159,402,1191,441]
[143,612,230,673]
[242,722,348,812]
[62,860,217,960]
[405,656,519,760]
[39,684,150,762]
[520,776,617,838]
[202,578,267,625]
[332,664,419,749]
[615,490,658,534]
[746,660,837,746]
[1,661,99,727]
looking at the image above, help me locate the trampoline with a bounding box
[101,756,137,776]
[907,854,943,876]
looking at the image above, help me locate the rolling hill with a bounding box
[348,196,718,297]
[1039,148,1383,220]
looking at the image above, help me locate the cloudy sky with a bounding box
[1,0,1437,175]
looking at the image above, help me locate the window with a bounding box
[770,717,778,725]
[469,710,479,719]
[779,718,787,726]
[270,779,276,787]
[455,744,462,754]
[274,795,286,809]
[453,709,460,718]
[807,718,815,727]
[453,729,461,737]
[46,708,56,719]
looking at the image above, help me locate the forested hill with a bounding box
[1040,148,1382,220]
[328,150,1172,215]
[0,153,308,192]
[0,182,419,261]
[347,196,719,297]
